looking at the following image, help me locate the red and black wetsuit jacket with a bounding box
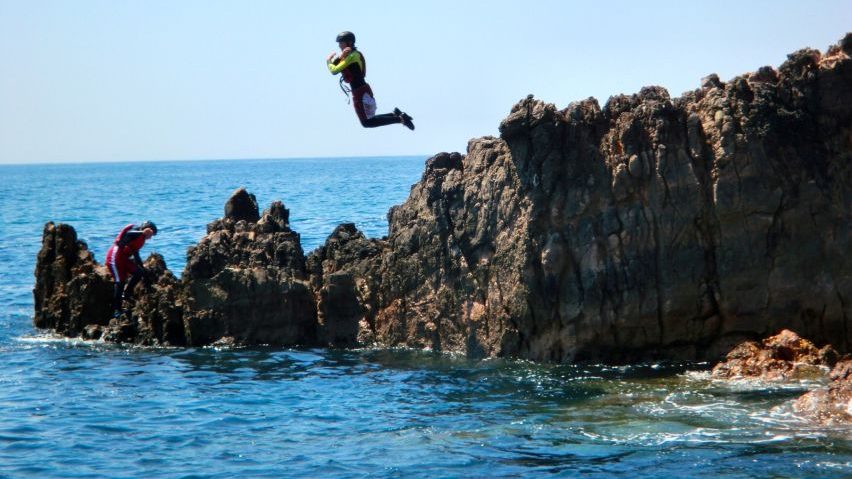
[114,225,147,269]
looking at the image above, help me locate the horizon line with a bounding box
[0,153,432,167]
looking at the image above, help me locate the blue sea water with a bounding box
[1,157,850,478]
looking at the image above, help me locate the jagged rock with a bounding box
[34,222,187,345]
[712,331,851,424]
[794,360,852,424]
[223,187,260,223]
[33,191,317,348]
[710,330,838,380]
[749,65,779,84]
[307,223,384,347]
[181,194,316,346]
[128,254,185,346]
[311,136,530,356]
[841,32,852,56]
[33,222,113,335]
[701,73,724,89]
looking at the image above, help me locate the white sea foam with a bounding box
[17,332,100,346]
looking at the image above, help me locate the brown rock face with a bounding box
[33,35,852,362]
[308,148,529,356]
[710,329,838,380]
[223,187,260,223]
[181,196,316,346]
[306,223,384,347]
[793,360,852,425]
[33,222,113,336]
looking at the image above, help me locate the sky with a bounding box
[0,1,850,164]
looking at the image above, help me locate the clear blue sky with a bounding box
[1,1,849,164]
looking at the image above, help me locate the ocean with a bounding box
[1,157,850,478]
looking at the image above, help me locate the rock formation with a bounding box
[710,330,850,424]
[308,34,852,361]
[181,193,316,346]
[34,188,316,348]
[710,329,838,380]
[794,359,852,424]
[33,35,852,362]
[33,222,113,337]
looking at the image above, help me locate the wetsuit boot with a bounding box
[112,281,125,319]
[393,108,415,130]
[121,270,143,315]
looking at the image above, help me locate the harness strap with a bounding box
[339,76,351,104]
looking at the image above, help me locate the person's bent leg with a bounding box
[353,85,402,128]
[124,269,143,302]
[112,281,125,316]
[359,113,402,128]
[106,246,126,317]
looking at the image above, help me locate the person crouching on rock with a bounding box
[105,221,157,318]
[326,31,415,130]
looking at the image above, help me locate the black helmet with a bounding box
[336,31,355,44]
[140,220,158,235]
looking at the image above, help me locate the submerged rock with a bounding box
[33,35,852,362]
[712,330,850,425]
[794,360,852,424]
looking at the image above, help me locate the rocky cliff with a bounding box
[34,35,852,362]
[309,34,852,361]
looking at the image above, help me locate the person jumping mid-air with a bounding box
[327,31,415,130]
[105,221,157,318]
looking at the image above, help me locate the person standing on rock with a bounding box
[326,31,415,130]
[105,221,157,318]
